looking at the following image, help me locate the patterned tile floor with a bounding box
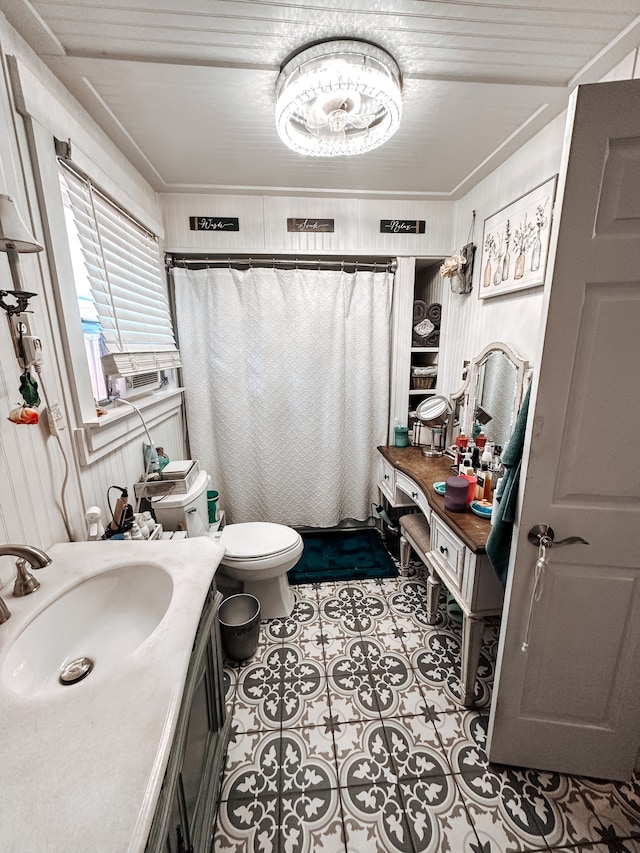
[213,562,640,853]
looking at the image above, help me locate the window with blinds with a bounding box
[58,163,180,390]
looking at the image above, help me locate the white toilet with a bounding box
[151,469,303,620]
[217,522,303,620]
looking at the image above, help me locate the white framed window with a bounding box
[58,162,180,403]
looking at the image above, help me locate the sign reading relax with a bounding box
[380,220,426,234]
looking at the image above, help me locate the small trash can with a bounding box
[218,593,261,662]
[207,490,219,523]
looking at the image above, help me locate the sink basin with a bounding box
[2,562,173,697]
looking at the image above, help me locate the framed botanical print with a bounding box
[478,175,558,299]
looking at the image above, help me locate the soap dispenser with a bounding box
[85,506,105,541]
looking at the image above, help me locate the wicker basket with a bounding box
[412,376,436,390]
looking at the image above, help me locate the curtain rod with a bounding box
[166,255,397,273]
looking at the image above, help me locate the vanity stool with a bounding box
[399,512,443,625]
[399,513,431,577]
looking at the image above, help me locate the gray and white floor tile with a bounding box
[213,548,640,853]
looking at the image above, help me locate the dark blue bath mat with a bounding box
[288,528,398,585]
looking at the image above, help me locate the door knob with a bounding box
[527,524,588,548]
[522,523,588,653]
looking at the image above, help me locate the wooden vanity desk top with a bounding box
[377,445,491,553]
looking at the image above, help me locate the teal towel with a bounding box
[486,384,531,586]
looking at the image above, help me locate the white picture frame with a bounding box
[478,175,558,299]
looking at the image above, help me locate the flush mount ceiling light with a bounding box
[275,39,402,157]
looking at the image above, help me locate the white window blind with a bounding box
[58,164,180,377]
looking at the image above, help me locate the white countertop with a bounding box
[0,537,225,853]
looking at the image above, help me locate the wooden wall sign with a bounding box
[380,219,426,234]
[189,216,239,232]
[287,218,335,233]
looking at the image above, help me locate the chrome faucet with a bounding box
[0,544,52,624]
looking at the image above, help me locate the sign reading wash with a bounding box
[380,220,426,234]
[189,216,239,231]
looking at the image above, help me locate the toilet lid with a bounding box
[219,522,300,559]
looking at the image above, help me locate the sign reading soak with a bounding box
[189,216,239,231]
[287,218,335,233]
[380,220,426,234]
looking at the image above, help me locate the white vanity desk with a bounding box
[378,445,504,707]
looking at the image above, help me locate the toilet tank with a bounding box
[151,469,209,537]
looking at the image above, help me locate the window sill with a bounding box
[73,387,184,467]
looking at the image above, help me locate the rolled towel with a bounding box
[413,300,427,323]
[413,317,434,338]
[424,330,440,347]
[426,302,441,326]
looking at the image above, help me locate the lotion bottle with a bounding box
[475,464,488,501]
[482,464,492,502]
[459,452,473,476]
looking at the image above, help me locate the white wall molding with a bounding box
[73,389,184,467]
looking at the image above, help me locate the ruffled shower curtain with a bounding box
[172,265,392,527]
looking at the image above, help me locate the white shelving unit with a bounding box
[407,260,444,428]
[387,256,445,438]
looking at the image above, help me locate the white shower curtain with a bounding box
[172,265,392,527]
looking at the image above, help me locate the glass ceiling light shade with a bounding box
[275,40,402,157]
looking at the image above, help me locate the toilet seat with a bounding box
[219,522,301,560]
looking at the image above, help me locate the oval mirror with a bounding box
[415,395,451,426]
[448,342,529,451]
[475,351,518,448]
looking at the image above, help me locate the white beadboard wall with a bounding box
[437,112,566,400]
[439,48,640,401]
[0,17,187,591]
[162,193,455,257]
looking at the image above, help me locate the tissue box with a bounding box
[133,460,200,499]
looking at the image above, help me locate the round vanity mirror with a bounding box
[415,395,451,426]
[415,395,452,457]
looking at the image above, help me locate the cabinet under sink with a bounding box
[145,583,231,853]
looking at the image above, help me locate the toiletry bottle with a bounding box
[459,451,473,476]
[491,445,503,486]
[109,487,134,534]
[482,463,492,502]
[481,442,493,468]
[156,446,170,472]
[475,465,487,501]
[471,443,480,470]
[455,434,468,467]
[491,477,503,524]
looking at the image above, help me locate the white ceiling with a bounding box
[4,0,640,198]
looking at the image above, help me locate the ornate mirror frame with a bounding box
[448,342,530,450]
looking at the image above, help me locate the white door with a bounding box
[487,79,640,781]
